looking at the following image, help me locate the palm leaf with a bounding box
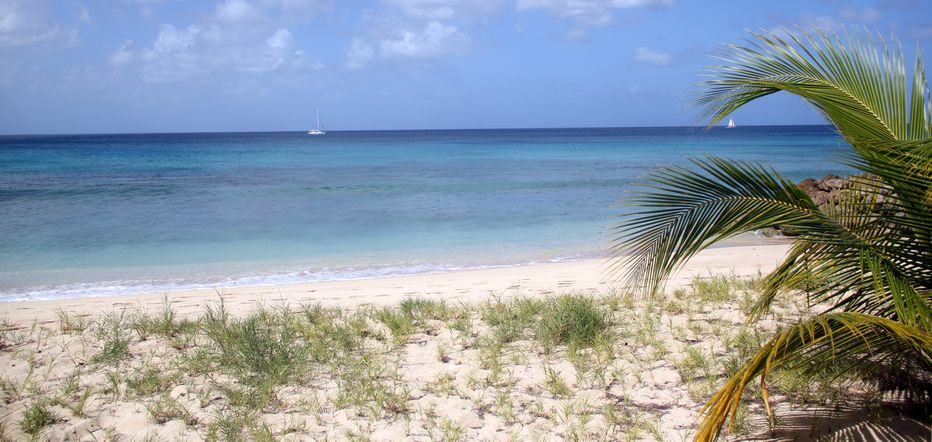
[609,156,824,296]
[611,26,932,441]
[701,27,931,144]
[695,312,932,442]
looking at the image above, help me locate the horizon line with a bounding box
[0,123,835,138]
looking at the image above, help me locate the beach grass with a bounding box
[0,275,919,441]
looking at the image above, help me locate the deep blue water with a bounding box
[0,126,851,301]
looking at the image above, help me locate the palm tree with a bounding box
[610,28,931,441]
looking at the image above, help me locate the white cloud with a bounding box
[132,0,168,17]
[141,24,204,81]
[345,39,374,69]
[633,46,672,65]
[74,2,92,23]
[137,23,317,81]
[379,21,469,59]
[565,28,588,41]
[0,0,76,47]
[152,23,200,53]
[213,0,263,25]
[839,6,880,23]
[382,0,502,20]
[116,0,327,82]
[267,28,293,49]
[109,40,135,66]
[516,0,672,27]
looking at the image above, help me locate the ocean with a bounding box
[0,126,852,301]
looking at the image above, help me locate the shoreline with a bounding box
[0,243,791,324]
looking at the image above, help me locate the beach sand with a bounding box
[3,244,790,325]
[2,243,928,441]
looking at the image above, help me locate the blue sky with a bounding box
[2,0,931,134]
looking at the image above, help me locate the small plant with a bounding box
[203,304,308,386]
[543,365,572,398]
[332,354,410,417]
[92,313,131,364]
[56,310,90,334]
[493,391,516,424]
[374,307,414,345]
[425,416,465,442]
[103,370,124,399]
[535,295,608,351]
[481,296,544,344]
[127,368,179,397]
[436,343,450,363]
[133,296,197,339]
[399,298,450,322]
[148,395,197,426]
[425,372,457,396]
[206,409,252,441]
[675,346,714,382]
[20,402,59,438]
[690,274,742,305]
[50,371,94,417]
[68,386,94,417]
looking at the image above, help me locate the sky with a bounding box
[2,0,932,134]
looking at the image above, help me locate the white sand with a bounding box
[2,242,929,441]
[1,244,790,324]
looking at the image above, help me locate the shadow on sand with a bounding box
[741,401,930,441]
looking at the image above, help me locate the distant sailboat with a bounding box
[308,109,326,135]
[726,118,736,129]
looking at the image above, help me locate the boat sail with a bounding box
[308,109,326,135]
[726,118,736,129]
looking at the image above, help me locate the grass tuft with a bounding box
[203,301,308,387]
[535,295,608,351]
[91,312,131,364]
[20,402,59,438]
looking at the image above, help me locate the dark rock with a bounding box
[772,173,893,236]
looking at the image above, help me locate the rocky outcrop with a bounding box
[771,173,893,236]
[797,174,848,208]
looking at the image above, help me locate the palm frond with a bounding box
[750,172,931,326]
[696,312,932,442]
[608,156,825,296]
[612,26,932,441]
[701,27,931,143]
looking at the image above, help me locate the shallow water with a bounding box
[0,126,851,301]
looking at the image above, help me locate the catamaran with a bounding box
[308,109,326,135]
[726,118,736,128]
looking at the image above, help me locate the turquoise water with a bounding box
[0,126,851,301]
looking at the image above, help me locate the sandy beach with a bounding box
[2,242,929,441]
[2,244,790,325]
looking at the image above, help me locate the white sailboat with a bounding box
[726,118,736,129]
[308,109,326,135]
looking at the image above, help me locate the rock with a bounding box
[775,173,893,236]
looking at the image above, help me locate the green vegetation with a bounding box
[536,295,608,351]
[91,313,131,364]
[19,402,58,438]
[611,27,932,441]
[202,302,309,387]
[1,279,894,440]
